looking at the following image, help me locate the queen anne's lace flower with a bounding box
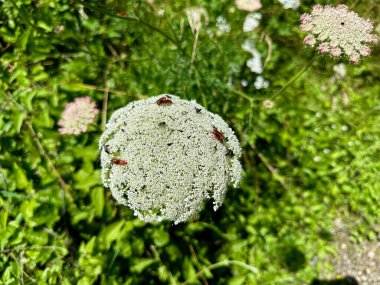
[300,4,377,62]
[236,0,262,12]
[278,0,300,10]
[58,97,99,135]
[99,95,242,224]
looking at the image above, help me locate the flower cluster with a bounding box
[58,97,99,135]
[262,99,275,109]
[333,63,347,79]
[300,4,377,62]
[278,0,300,10]
[243,13,261,32]
[216,16,231,34]
[99,95,242,224]
[185,7,208,35]
[242,39,263,74]
[235,0,262,12]
[254,76,270,89]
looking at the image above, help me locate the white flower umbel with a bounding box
[99,95,242,224]
[278,0,300,10]
[301,5,377,62]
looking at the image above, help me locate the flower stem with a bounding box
[101,69,109,132]
[271,54,318,99]
[228,87,255,102]
[181,260,258,285]
[190,29,200,69]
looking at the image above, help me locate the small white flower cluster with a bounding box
[216,16,231,34]
[262,99,275,109]
[333,63,346,79]
[243,13,262,32]
[99,95,242,224]
[278,0,300,10]
[242,39,270,89]
[254,76,270,89]
[242,39,263,74]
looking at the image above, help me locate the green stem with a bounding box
[228,87,255,102]
[74,0,182,52]
[101,72,109,132]
[139,17,182,51]
[181,260,258,285]
[74,0,138,22]
[271,55,317,100]
[196,222,234,240]
[190,65,209,108]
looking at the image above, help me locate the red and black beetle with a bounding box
[212,128,225,143]
[111,158,128,165]
[156,97,173,106]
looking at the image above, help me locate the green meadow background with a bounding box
[0,0,379,284]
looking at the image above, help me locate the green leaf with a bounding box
[20,199,38,220]
[182,257,196,281]
[13,162,28,189]
[98,220,125,249]
[130,258,156,274]
[13,112,26,133]
[152,228,170,247]
[91,187,104,217]
[18,27,31,51]
[0,210,8,230]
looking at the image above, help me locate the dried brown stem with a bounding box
[25,120,73,202]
